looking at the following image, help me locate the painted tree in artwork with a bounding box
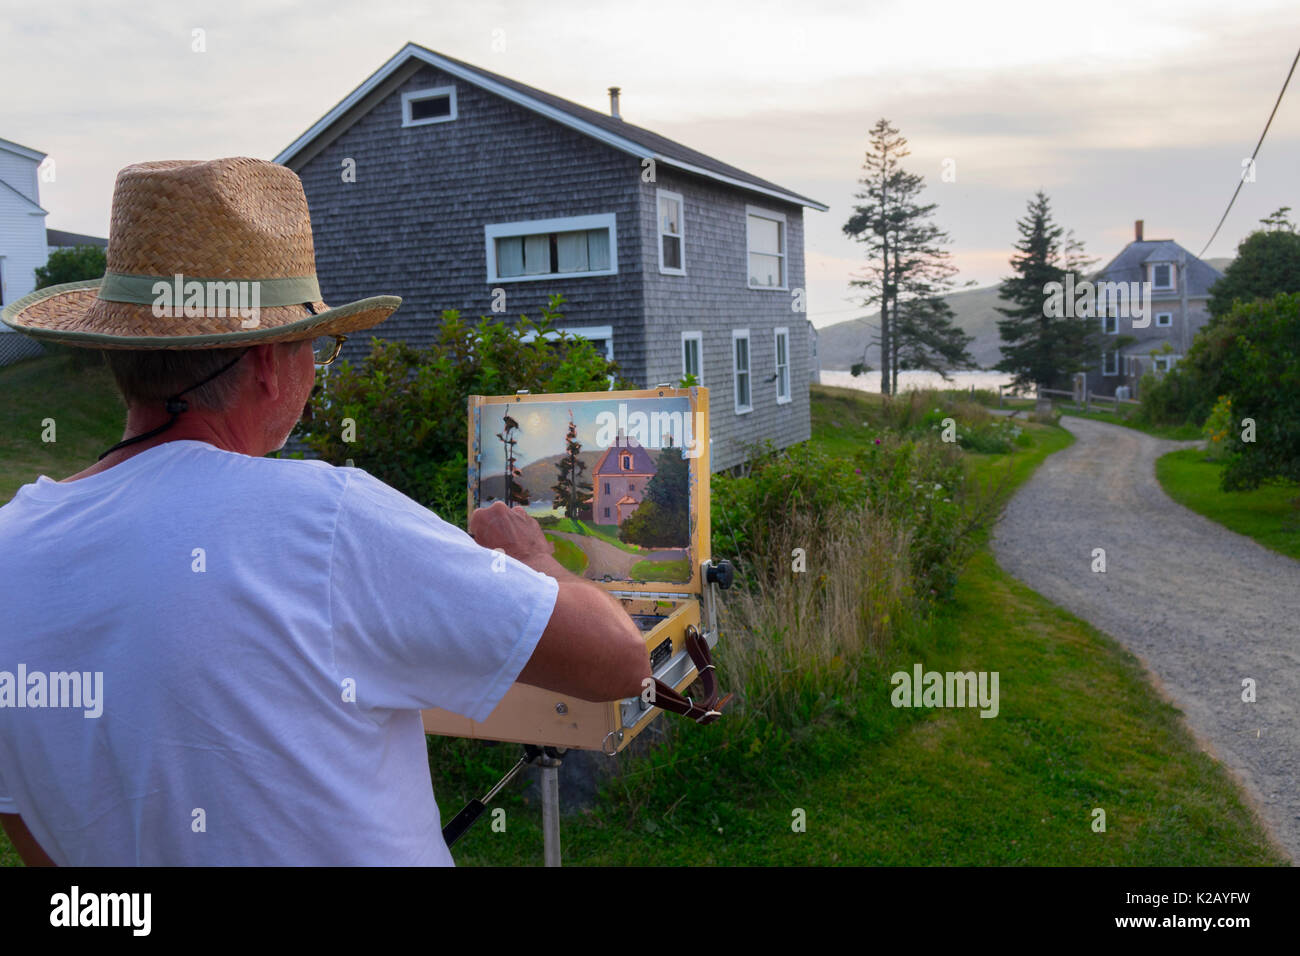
[551,410,592,519]
[496,412,530,506]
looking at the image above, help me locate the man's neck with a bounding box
[62,414,263,483]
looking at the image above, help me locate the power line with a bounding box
[1198,45,1300,258]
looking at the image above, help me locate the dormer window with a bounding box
[1151,263,1174,291]
[402,87,457,127]
[621,454,631,470]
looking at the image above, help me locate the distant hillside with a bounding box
[818,285,1011,370]
[820,257,1235,371]
[480,450,603,504]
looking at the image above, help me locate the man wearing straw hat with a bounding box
[0,157,650,866]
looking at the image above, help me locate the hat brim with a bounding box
[1,278,401,350]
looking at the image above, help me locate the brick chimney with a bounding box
[1135,220,1144,242]
[608,86,621,119]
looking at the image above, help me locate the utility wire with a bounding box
[1199,45,1300,258]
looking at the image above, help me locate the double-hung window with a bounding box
[746,206,786,289]
[682,331,702,384]
[1102,350,1119,376]
[733,329,752,413]
[485,214,617,283]
[774,327,791,403]
[658,190,685,275]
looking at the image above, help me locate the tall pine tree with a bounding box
[551,411,592,519]
[995,192,1097,392]
[844,119,971,392]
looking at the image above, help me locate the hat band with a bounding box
[97,272,322,308]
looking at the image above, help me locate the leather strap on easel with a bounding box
[651,625,732,725]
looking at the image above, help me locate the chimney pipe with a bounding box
[1135,219,1144,242]
[608,86,621,119]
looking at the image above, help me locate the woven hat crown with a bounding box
[107,158,317,279]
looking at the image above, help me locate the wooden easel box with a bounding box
[422,386,714,753]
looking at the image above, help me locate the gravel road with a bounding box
[991,414,1300,861]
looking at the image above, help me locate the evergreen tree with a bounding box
[496,412,530,507]
[620,445,689,548]
[995,192,1097,391]
[844,119,971,392]
[551,411,592,518]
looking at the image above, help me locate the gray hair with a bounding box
[104,348,252,412]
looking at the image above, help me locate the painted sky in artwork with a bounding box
[477,395,695,473]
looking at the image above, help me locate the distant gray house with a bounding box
[273,42,826,471]
[1085,220,1223,398]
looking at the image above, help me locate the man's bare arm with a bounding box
[0,814,55,867]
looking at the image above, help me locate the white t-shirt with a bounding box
[0,440,558,865]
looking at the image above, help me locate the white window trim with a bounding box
[657,189,686,276]
[484,213,618,283]
[1102,350,1119,376]
[681,330,702,384]
[519,324,615,390]
[1103,313,1119,335]
[401,86,458,127]
[746,204,787,291]
[774,326,791,404]
[733,328,753,414]
[1155,311,1173,327]
[1150,262,1175,292]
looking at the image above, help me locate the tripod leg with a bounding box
[541,762,561,867]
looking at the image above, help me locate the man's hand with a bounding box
[469,502,552,567]
[468,501,651,702]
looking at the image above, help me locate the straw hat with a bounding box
[0,157,401,349]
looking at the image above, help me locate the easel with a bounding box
[442,744,567,866]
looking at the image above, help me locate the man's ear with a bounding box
[248,343,284,402]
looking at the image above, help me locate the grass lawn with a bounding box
[0,353,124,503]
[0,369,1283,866]
[546,517,646,554]
[1156,448,1300,561]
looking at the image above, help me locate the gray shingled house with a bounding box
[1086,220,1224,398]
[273,42,827,472]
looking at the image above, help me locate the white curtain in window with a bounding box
[587,229,610,271]
[556,231,589,273]
[524,234,550,274]
[496,237,524,277]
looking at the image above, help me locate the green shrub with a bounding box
[1216,293,1300,490]
[1202,394,1234,463]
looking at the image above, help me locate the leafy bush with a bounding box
[35,245,106,289]
[1202,394,1234,463]
[297,294,632,526]
[712,432,979,601]
[1215,293,1300,490]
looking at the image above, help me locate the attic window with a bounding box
[1151,263,1174,291]
[402,87,457,127]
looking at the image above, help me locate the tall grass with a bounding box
[717,503,913,724]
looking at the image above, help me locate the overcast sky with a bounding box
[5,0,1297,329]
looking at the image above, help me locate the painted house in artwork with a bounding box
[273,42,826,471]
[1086,220,1224,398]
[590,434,655,525]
